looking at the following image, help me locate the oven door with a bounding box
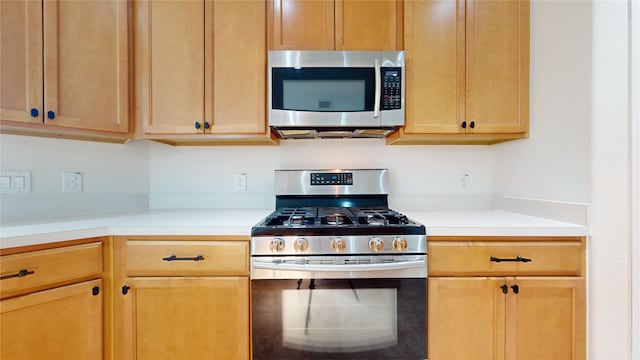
[251,256,427,360]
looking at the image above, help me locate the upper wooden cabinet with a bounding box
[0,0,129,141]
[388,0,529,145]
[268,0,402,50]
[134,0,277,145]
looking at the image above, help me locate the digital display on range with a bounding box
[311,172,353,185]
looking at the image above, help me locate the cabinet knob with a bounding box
[92,286,100,296]
[511,284,519,294]
[501,284,508,294]
[204,121,210,129]
[47,110,55,120]
[30,108,39,118]
[470,121,475,129]
[461,121,467,129]
[195,121,201,129]
[122,285,130,295]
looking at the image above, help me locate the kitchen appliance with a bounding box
[251,169,427,360]
[268,51,405,139]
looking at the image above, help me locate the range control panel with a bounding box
[381,67,402,110]
[311,172,353,185]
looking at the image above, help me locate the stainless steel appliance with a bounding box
[268,51,405,139]
[251,169,427,360]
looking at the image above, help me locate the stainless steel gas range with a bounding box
[251,169,427,360]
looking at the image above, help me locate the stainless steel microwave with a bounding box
[268,50,405,139]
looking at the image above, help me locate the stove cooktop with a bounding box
[251,206,425,237]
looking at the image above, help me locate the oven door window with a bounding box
[271,68,375,112]
[252,278,426,360]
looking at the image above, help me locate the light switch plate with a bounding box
[0,171,31,193]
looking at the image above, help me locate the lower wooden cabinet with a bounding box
[427,237,586,360]
[0,279,103,360]
[119,277,249,359]
[113,236,251,360]
[428,277,585,360]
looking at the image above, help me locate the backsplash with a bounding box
[148,138,494,211]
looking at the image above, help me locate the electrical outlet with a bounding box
[234,173,247,192]
[460,174,471,190]
[63,172,83,192]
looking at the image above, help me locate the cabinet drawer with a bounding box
[0,242,103,298]
[428,241,584,276]
[125,241,249,276]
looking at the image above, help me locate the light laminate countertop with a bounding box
[0,209,588,250]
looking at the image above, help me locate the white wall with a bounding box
[589,1,633,358]
[148,139,494,211]
[493,0,592,203]
[494,1,633,359]
[0,134,150,222]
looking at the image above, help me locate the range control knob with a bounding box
[331,237,346,252]
[392,237,408,251]
[369,237,385,252]
[294,238,309,252]
[269,238,285,253]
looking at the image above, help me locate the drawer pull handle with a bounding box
[490,256,532,263]
[162,254,205,262]
[0,269,35,280]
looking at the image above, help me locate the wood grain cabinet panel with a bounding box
[269,0,400,50]
[269,0,335,50]
[134,0,273,144]
[388,0,529,145]
[0,0,43,125]
[428,240,584,276]
[0,279,103,360]
[0,242,103,299]
[427,237,586,360]
[0,0,129,140]
[125,240,249,276]
[120,277,249,360]
[114,237,251,359]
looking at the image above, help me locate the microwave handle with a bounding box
[373,58,381,118]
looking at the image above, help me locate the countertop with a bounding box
[0,209,588,250]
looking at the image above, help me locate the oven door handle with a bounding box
[252,260,425,272]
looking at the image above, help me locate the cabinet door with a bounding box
[466,0,529,134]
[43,0,128,133]
[506,277,586,360]
[208,0,266,134]
[0,279,102,360]
[428,277,506,360]
[269,0,334,50]
[403,0,465,134]
[135,0,205,134]
[120,277,249,360]
[0,0,43,125]
[335,0,400,50]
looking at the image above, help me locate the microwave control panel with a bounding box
[381,67,402,110]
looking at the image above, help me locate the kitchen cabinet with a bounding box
[113,237,250,359]
[0,240,105,360]
[387,0,529,145]
[427,237,586,360]
[133,0,277,145]
[268,0,402,50]
[0,0,129,142]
